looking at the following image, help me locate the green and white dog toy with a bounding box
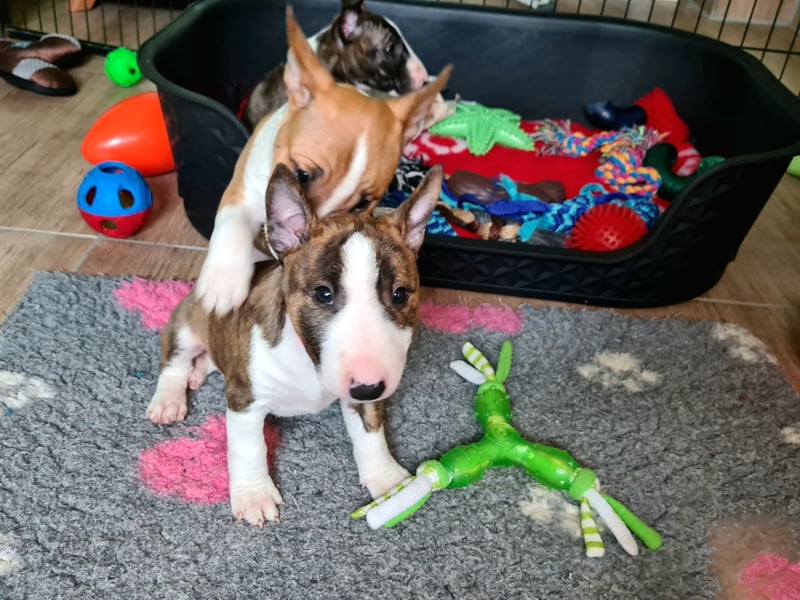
[352,341,663,557]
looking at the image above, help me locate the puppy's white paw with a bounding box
[362,460,411,499]
[195,257,253,317]
[424,96,458,130]
[146,390,188,424]
[230,480,285,527]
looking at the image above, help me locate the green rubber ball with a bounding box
[105,47,142,87]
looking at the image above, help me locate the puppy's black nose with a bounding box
[350,381,386,401]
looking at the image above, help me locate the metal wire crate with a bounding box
[0,0,188,52]
[1,0,797,93]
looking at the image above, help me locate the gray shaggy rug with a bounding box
[1,272,799,599]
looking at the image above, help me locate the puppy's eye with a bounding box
[314,285,334,306]
[351,199,371,213]
[350,193,372,213]
[392,287,409,307]
[296,169,310,186]
[385,42,394,54]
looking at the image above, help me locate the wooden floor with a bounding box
[0,53,798,392]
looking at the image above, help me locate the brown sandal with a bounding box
[0,34,83,69]
[0,55,77,96]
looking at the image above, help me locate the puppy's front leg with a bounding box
[195,202,262,316]
[226,399,284,527]
[340,401,410,498]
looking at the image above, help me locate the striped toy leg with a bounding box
[581,496,606,557]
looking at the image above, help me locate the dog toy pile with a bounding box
[436,176,661,246]
[388,87,726,251]
[353,341,663,558]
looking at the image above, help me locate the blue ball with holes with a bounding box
[77,161,153,238]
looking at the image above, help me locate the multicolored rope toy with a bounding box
[529,120,666,197]
[352,341,663,557]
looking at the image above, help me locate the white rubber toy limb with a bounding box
[364,470,437,530]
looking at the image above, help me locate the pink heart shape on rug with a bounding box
[116,277,524,335]
[420,301,523,334]
[739,552,800,599]
[138,413,280,504]
[115,278,194,330]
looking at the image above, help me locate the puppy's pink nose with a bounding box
[349,380,386,401]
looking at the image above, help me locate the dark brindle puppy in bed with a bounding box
[241,0,452,132]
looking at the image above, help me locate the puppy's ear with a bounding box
[265,163,314,256]
[387,65,452,147]
[338,0,364,41]
[340,0,365,10]
[284,6,336,109]
[392,165,443,254]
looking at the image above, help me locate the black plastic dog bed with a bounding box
[138,0,800,307]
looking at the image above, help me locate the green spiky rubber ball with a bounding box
[105,47,142,88]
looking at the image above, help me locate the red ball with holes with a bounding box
[77,161,153,238]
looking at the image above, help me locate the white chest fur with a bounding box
[247,317,338,417]
[242,104,288,224]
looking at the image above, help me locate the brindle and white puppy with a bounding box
[241,0,432,131]
[147,163,443,527]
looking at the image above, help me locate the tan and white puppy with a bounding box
[195,6,451,317]
[148,163,443,527]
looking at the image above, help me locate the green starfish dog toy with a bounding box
[427,101,534,156]
[352,341,663,557]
